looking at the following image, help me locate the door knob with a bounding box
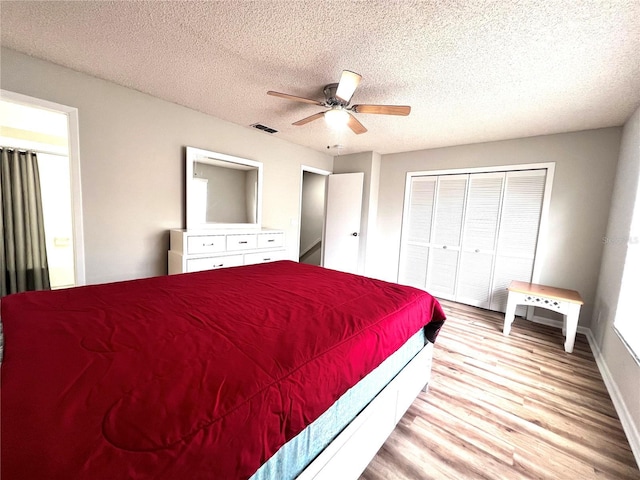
[351,232,359,237]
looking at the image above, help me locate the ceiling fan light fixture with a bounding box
[335,70,361,102]
[324,108,350,128]
[269,70,410,135]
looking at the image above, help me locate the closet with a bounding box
[398,167,551,313]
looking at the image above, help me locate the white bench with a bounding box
[503,280,584,353]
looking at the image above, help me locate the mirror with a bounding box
[186,146,263,230]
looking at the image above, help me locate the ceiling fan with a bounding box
[267,70,411,135]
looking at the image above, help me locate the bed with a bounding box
[0,260,445,479]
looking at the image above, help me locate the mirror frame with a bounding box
[186,146,263,230]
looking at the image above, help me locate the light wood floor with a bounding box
[360,300,640,480]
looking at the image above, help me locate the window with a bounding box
[613,180,640,362]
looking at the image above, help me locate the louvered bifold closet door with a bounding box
[397,177,437,289]
[490,169,547,312]
[456,172,505,308]
[426,175,468,300]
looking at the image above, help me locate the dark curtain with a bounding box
[0,148,50,297]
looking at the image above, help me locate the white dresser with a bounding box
[168,229,287,274]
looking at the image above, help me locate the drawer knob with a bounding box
[239,241,248,244]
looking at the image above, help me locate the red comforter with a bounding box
[1,261,445,479]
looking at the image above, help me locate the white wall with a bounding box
[592,105,640,462]
[1,48,332,284]
[374,129,622,327]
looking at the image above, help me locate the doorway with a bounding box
[299,167,330,266]
[0,91,84,288]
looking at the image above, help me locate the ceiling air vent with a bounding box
[250,123,278,134]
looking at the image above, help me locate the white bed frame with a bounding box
[297,342,434,479]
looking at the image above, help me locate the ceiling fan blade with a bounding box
[335,70,362,103]
[347,113,367,135]
[352,104,411,116]
[267,91,324,106]
[292,112,326,126]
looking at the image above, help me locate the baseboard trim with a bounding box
[586,329,640,469]
[528,314,590,335]
[528,314,639,467]
[300,238,322,258]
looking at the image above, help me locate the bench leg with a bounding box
[503,294,518,336]
[563,304,581,353]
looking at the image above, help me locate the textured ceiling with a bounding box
[2,1,640,155]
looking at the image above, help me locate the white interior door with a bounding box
[323,172,364,274]
[398,166,550,313]
[426,174,468,299]
[490,169,547,312]
[398,176,437,288]
[456,172,505,308]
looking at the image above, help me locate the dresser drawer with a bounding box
[187,235,226,255]
[244,250,287,265]
[226,234,258,251]
[186,254,243,272]
[257,232,285,249]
